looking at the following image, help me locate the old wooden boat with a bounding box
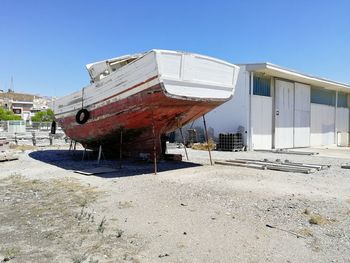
[54,50,239,158]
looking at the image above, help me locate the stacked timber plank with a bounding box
[215,158,329,174]
[254,149,319,156]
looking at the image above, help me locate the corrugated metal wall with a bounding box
[250,74,349,149]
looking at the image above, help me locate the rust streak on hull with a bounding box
[56,84,221,158]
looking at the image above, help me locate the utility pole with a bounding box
[9,76,14,92]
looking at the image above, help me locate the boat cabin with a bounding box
[86,53,143,83]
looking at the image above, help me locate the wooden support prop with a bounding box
[179,126,189,161]
[202,115,213,166]
[119,128,123,169]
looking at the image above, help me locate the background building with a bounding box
[206,63,350,149]
[0,91,52,121]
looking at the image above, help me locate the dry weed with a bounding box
[191,139,216,151]
[0,175,142,262]
[9,144,37,151]
[297,228,314,237]
[309,214,328,225]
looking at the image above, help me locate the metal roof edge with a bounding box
[241,62,350,90]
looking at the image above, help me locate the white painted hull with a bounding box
[54,50,239,118]
[53,50,239,157]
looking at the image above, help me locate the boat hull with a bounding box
[56,82,221,158]
[54,50,239,159]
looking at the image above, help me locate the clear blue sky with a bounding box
[0,0,349,97]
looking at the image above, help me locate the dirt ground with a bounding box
[1,144,350,263]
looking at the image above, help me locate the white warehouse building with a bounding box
[206,63,350,150]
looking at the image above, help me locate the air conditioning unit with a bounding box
[337,132,349,147]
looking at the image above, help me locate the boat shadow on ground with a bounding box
[29,150,201,178]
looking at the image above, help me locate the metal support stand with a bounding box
[98,144,103,164]
[71,141,77,156]
[203,115,213,166]
[82,147,87,161]
[151,112,157,175]
[69,140,73,150]
[179,127,189,161]
[119,128,123,169]
[49,134,53,146]
[32,132,36,146]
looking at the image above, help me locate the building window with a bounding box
[13,108,22,114]
[337,92,348,108]
[253,76,271,97]
[311,87,336,106]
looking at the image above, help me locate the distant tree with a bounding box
[0,108,22,121]
[31,109,54,122]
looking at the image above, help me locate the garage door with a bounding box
[310,104,335,145]
[337,107,349,132]
[275,80,294,148]
[251,95,272,149]
[294,83,311,147]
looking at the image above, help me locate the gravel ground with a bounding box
[0,145,350,262]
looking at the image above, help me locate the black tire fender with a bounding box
[76,109,90,124]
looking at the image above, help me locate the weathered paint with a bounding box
[56,83,221,158]
[54,50,239,158]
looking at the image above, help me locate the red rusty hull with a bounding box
[56,83,222,158]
